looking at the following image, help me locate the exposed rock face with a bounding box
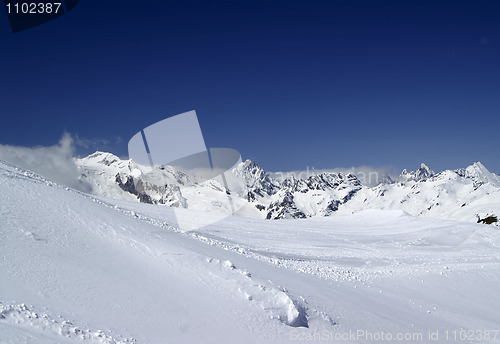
[115,173,187,207]
[266,192,307,220]
[265,173,362,219]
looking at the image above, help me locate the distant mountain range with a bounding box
[77,152,500,225]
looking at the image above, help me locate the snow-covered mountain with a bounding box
[2,158,500,343]
[265,173,362,219]
[398,163,435,182]
[77,152,500,225]
[338,161,500,224]
[78,152,262,218]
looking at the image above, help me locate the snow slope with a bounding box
[1,160,500,343]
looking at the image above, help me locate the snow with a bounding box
[76,153,500,227]
[0,303,136,343]
[1,159,500,343]
[339,169,500,223]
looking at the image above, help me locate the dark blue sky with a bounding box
[1,0,499,173]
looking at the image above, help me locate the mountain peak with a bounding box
[234,159,265,177]
[84,151,124,166]
[233,159,279,198]
[468,161,486,171]
[419,162,430,170]
[462,162,500,188]
[399,163,434,182]
[241,159,261,171]
[416,163,434,179]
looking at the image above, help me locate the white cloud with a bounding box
[0,133,92,192]
[73,134,110,150]
[73,134,123,151]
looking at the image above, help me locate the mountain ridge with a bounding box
[76,152,500,225]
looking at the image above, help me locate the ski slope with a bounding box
[1,160,499,343]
